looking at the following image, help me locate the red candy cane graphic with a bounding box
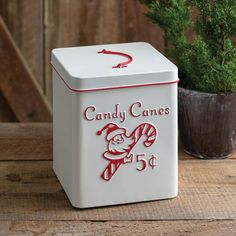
[130,123,157,148]
[97,122,157,181]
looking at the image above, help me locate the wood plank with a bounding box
[0,220,235,236]
[120,1,165,52]
[0,92,17,122]
[0,123,52,161]
[0,0,46,121]
[0,16,52,122]
[0,160,235,220]
[44,0,121,103]
[44,0,165,104]
[0,0,44,87]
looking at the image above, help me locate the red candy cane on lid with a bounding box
[97,49,133,68]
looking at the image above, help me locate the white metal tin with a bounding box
[52,42,178,208]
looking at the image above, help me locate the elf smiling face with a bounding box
[111,134,124,145]
[97,123,135,156]
[108,133,134,154]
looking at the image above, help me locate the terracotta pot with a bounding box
[178,87,236,159]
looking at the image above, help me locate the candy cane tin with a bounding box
[52,42,178,208]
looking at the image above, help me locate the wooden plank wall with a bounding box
[0,17,52,122]
[0,0,164,120]
[0,0,44,86]
[0,0,178,158]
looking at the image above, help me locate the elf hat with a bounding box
[97,123,126,141]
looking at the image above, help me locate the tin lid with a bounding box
[51,42,178,92]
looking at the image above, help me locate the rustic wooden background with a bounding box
[0,0,164,122]
[1,3,236,234]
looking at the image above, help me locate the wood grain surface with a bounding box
[0,123,235,235]
[0,123,52,160]
[44,0,165,103]
[0,0,44,121]
[0,160,235,221]
[0,220,235,236]
[0,92,17,122]
[0,17,52,122]
[0,0,165,117]
[0,1,236,233]
[0,0,44,86]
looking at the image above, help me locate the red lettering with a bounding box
[165,107,170,115]
[84,106,96,121]
[130,101,142,118]
[142,109,149,116]
[158,108,165,115]
[150,108,158,116]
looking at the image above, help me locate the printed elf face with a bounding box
[111,134,124,145]
[109,134,134,153]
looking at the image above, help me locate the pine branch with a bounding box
[139,0,236,92]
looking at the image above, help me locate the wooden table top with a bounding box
[0,123,235,235]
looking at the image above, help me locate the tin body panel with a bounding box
[52,42,178,208]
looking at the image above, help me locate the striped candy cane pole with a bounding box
[101,158,124,181]
[131,122,157,147]
[101,123,157,181]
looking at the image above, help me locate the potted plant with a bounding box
[139,0,236,159]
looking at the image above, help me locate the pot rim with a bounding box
[178,86,236,96]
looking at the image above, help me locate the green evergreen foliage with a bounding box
[139,0,236,92]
